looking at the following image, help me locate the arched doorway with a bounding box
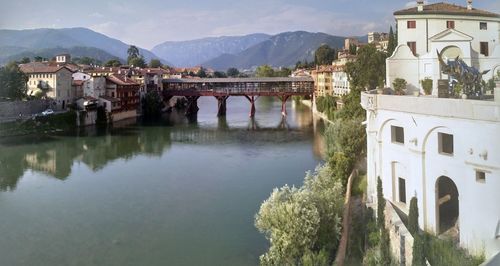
[436,176,459,235]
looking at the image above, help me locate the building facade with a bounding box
[364,1,500,261]
[20,62,75,109]
[387,1,500,94]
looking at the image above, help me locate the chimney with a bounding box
[417,1,424,12]
[467,0,472,10]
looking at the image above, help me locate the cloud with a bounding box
[89,12,104,18]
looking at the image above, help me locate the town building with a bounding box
[363,1,500,263]
[311,66,334,97]
[20,62,75,109]
[386,0,500,95]
[105,74,140,121]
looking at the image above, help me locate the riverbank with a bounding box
[0,111,77,138]
[300,99,334,124]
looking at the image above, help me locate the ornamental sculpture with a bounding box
[437,49,490,97]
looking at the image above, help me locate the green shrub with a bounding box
[408,197,419,235]
[393,78,407,95]
[421,78,433,95]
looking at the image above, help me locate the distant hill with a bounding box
[0,46,122,65]
[152,33,271,67]
[0,28,169,65]
[203,31,366,70]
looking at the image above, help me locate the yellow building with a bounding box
[312,66,334,97]
[20,62,75,109]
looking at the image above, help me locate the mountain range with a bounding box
[0,27,367,70]
[152,34,271,67]
[0,28,163,65]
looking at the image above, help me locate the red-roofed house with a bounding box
[105,74,140,121]
[20,62,76,109]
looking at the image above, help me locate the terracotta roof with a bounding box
[99,96,121,102]
[20,62,74,74]
[106,74,139,86]
[140,68,168,75]
[394,2,500,18]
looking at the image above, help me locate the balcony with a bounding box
[361,89,500,123]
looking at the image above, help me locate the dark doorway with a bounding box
[436,176,459,235]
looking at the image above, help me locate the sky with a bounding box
[0,0,499,49]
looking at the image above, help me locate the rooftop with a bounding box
[394,2,500,18]
[20,62,74,74]
[106,74,140,86]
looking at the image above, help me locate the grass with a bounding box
[0,111,76,137]
[424,233,485,266]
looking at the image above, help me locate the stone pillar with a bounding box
[494,87,500,103]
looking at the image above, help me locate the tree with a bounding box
[255,65,275,77]
[76,56,99,65]
[149,59,162,68]
[409,196,426,266]
[105,59,122,67]
[129,57,146,68]
[255,164,344,265]
[34,56,44,62]
[19,57,30,64]
[377,177,385,229]
[377,177,392,265]
[314,44,336,65]
[142,90,164,118]
[349,44,357,55]
[275,67,291,77]
[227,68,240,77]
[127,45,140,59]
[196,67,207,78]
[387,26,397,57]
[408,196,419,235]
[213,71,227,78]
[345,44,386,90]
[0,62,28,100]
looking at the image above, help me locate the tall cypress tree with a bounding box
[387,26,397,56]
[377,176,385,229]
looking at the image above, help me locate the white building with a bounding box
[386,1,500,94]
[363,1,500,262]
[332,66,350,96]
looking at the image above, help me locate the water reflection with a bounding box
[0,100,327,192]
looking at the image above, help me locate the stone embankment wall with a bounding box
[0,100,58,122]
[385,202,414,265]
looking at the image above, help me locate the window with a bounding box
[399,178,407,204]
[480,22,487,30]
[446,21,455,29]
[407,20,416,29]
[391,126,405,144]
[476,171,486,183]
[480,42,489,56]
[407,42,417,56]
[438,133,454,155]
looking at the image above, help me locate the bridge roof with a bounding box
[163,77,313,83]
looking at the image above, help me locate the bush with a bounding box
[408,197,419,235]
[393,78,407,95]
[425,234,484,266]
[255,164,344,265]
[421,78,433,95]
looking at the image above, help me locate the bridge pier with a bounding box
[215,96,229,117]
[185,96,200,116]
[244,95,258,117]
[277,95,290,116]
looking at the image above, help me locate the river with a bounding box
[0,97,326,266]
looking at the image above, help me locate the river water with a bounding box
[0,97,326,266]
